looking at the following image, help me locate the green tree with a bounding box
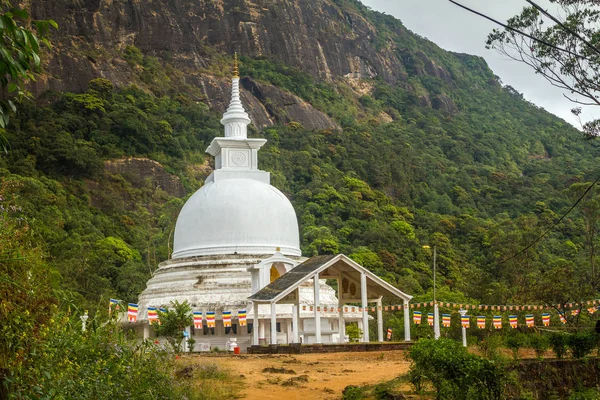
[0,2,56,134]
[486,0,600,136]
[152,300,193,353]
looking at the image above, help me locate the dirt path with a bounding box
[192,350,411,399]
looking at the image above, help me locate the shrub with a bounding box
[528,334,550,359]
[408,338,507,399]
[567,331,597,359]
[548,332,569,358]
[505,332,527,359]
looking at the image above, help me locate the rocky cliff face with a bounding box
[30,0,459,127]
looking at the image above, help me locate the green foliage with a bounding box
[505,331,527,360]
[346,323,363,342]
[0,2,56,130]
[567,331,597,359]
[549,332,569,359]
[408,338,508,399]
[528,334,550,359]
[152,300,193,353]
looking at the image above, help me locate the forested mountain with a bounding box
[2,0,599,312]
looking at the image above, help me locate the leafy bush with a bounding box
[567,331,597,359]
[505,332,527,359]
[548,332,569,358]
[408,338,507,399]
[528,334,550,359]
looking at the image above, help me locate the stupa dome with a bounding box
[171,55,301,259]
[172,178,301,258]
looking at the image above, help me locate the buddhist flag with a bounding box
[413,311,422,324]
[127,303,138,322]
[193,311,203,329]
[542,313,551,326]
[525,315,534,328]
[442,314,451,328]
[148,307,158,324]
[477,316,486,329]
[206,312,216,328]
[427,313,434,326]
[238,310,247,326]
[588,307,597,314]
[461,315,470,328]
[509,315,518,329]
[559,313,567,324]
[344,307,349,313]
[109,298,120,313]
[493,315,502,329]
[223,311,232,327]
[387,328,392,340]
[572,309,580,317]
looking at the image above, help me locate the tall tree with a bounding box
[486,0,600,136]
[0,1,56,146]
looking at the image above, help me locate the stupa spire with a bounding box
[221,52,250,138]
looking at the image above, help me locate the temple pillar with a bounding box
[313,273,321,343]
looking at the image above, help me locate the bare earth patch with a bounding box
[189,350,411,399]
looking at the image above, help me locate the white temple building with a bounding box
[134,58,413,351]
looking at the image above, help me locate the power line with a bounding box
[525,0,600,58]
[447,0,590,60]
[499,174,600,265]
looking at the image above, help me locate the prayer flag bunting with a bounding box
[127,303,138,322]
[559,314,567,324]
[302,306,306,311]
[193,311,203,329]
[427,313,434,326]
[526,315,534,327]
[387,328,392,340]
[344,307,349,312]
[477,316,486,329]
[206,312,215,328]
[413,311,422,324]
[442,314,451,327]
[509,315,518,329]
[572,309,580,317]
[238,310,247,326]
[493,315,502,329]
[542,313,551,326]
[148,307,158,324]
[223,311,232,327]
[588,307,596,314]
[461,315,470,328]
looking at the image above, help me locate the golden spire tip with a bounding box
[233,52,240,78]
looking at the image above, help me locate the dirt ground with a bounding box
[191,350,411,399]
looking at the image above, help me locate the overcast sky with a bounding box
[360,0,599,127]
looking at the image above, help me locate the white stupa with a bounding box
[136,56,347,349]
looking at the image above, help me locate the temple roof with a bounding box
[249,254,412,303]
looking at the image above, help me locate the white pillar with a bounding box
[403,300,411,342]
[313,273,322,344]
[286,320,292,344]
[338,279,345,343]
[253,302,259,346]
[292,305,299,343]
[377,298,383,342]
[185,326,192,352]
[143,322,150,340]
[270,302,277,345]
[434,302,441,340]
[361,272,369,342]
[459,309,467,347]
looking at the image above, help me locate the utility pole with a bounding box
[423,245,440,340]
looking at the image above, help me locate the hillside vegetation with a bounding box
[2,0,599,314]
